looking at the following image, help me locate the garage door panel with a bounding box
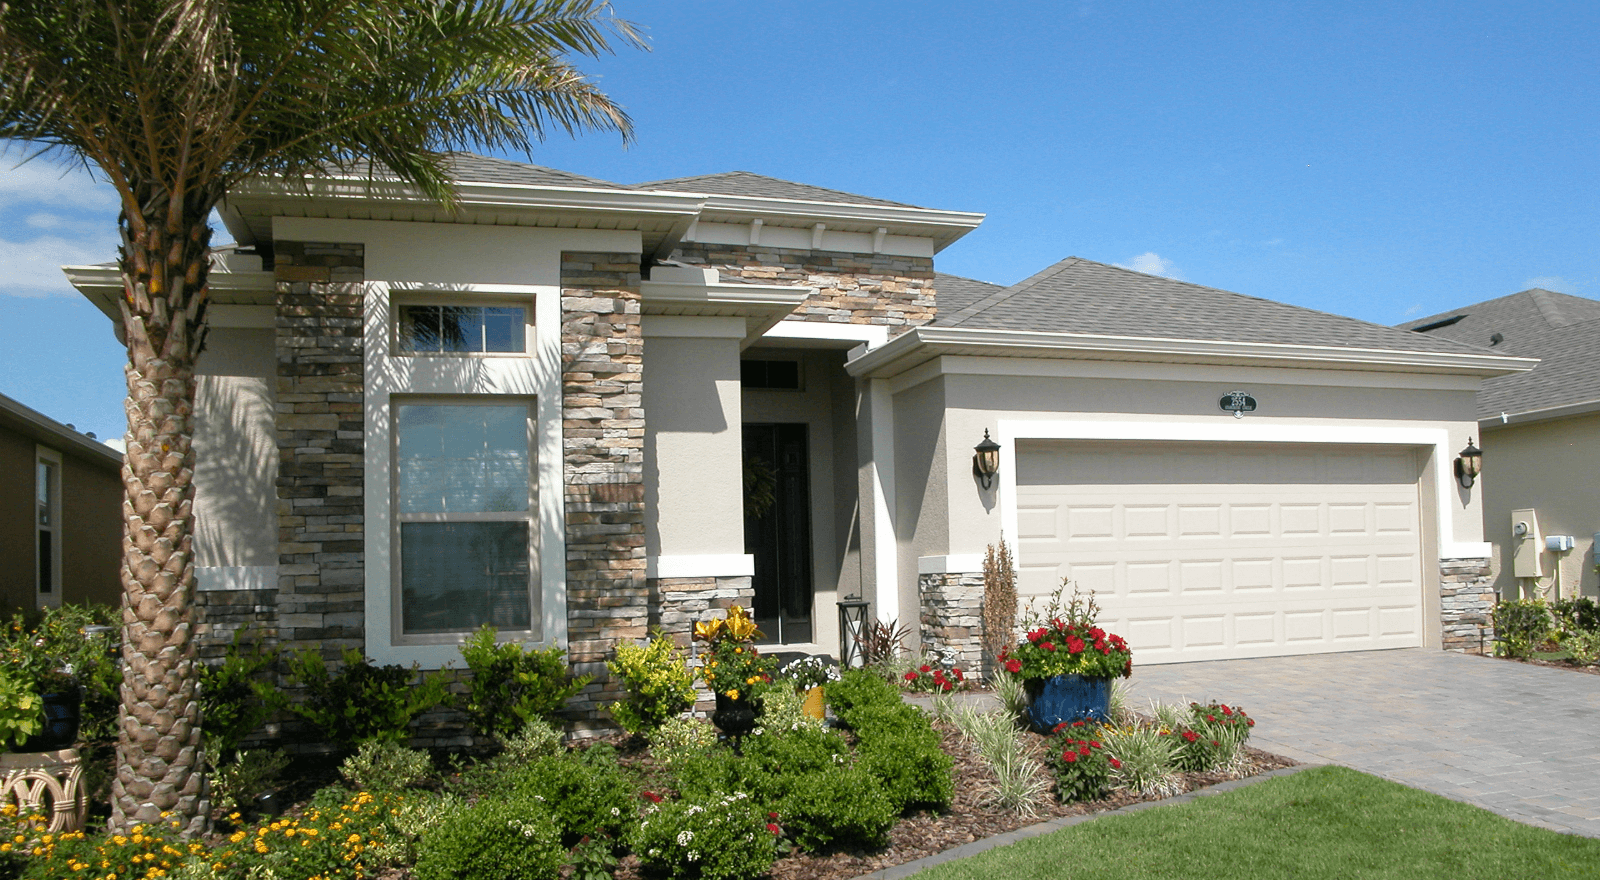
[1016,440,1424,664]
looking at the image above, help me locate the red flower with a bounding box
[1090,740,1102,748]
[953,668,965,680]
[1206,715,1216,723]
[1043,642,1057,652]
[1062,751,1077,763]
[932,671,946,682]
[1078,747,1091,757]
[642,791,662,803]
[920,665,932,673]
[1071,720,1086,728]
[1094,640,1108,653]
[767,823,781,836]
[1052,722,1070,733]
[1027,630,1042,643]
[1182,730,1199,743]
[1005,658,1022,674]
[1066,636,1085,655]
[1247,719,1256,727]
[904,672,919,682]
[1109,757,1122,770]
[941,681,953,692]
[1221,705,1234,716]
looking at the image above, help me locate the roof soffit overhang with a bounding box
[640,276,811,349]
[221,176,708,263]
[64,263,277,321]
[0,394,122,468]
[1480,397,1600,429]
[845,326,1541,381]
[681,193,985,254]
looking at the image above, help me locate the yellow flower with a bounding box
[724,689,740,699]
[692,618,725,643]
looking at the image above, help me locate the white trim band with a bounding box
[196,566,278,592]
[647,554,756,579]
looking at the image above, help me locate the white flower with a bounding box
[687,851,700,862]
[677,831,694,846]
[648,848,660,857]
[610,807,620,816]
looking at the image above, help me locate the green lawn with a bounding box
[916,766,1600,880]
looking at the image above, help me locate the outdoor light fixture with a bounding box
[1455,438,1483,489]
[973,430,1002,490]
[836,594,871,668]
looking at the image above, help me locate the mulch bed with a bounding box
[1491,652,1600,676]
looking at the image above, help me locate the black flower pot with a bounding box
[711,693,759,738]
[19,689,82,753]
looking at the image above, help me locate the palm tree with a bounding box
[0,0,642,833]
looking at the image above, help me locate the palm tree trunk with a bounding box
[109,185,214,835]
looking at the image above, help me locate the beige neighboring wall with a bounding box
[194,327,280,573]
[1481,411,1600,599]
[642,323,744,559]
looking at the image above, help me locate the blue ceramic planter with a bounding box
[1026,674,1111,732]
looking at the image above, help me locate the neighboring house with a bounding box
[1402,289,1600,602]
[63,155,1533,734]
[0,391,122,615]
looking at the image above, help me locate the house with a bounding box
[0,391,122,615]
[1402,289,1600,603]
[64,155,1534,733]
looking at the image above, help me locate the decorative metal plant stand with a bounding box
[2,748,89,833]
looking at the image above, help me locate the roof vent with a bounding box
[1490,332,1504,346]
[1410,314,1466,333]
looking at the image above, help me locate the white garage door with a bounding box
[1015,440,1425,664]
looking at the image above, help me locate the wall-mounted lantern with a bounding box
[973,430,1002,490]
[836,594,871,668]
[1455,438,1483,489]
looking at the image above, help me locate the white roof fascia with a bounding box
[0,392,122,467]
[673,193,984,253]
[1481,397,1600,430]
[845,326,1541,380]
[63,263,276,320]
[640,279,810,349]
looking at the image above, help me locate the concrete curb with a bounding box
[845,763,1322,880]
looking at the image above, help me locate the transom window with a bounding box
[393,400,537,640]
[397,304,528,354]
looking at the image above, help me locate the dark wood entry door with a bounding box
[743,423,814,644]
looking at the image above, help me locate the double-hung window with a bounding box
[393,400,538,642]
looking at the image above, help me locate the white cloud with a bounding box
[0,232,118,296]
[1115,252,1183,280]
[1522,275,1576,294]
[0,159,118,211]
[1402,303,1425,317]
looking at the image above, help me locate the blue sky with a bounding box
[2,0,1597,443]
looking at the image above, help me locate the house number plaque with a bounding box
[1219,391,1257,418]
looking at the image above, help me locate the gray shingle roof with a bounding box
[441,153,627,189]
[940,257,1496,357]
[631,171,919,209]
[1400,289,1600,417]
[930,272,1006,318]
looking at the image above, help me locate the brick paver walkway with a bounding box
[1124,648,1600,837]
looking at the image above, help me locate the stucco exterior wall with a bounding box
[1481,412,1600,600]
[641,326,743,560]
[0,426,34,611]
[195,328,279,570]
[0,420,120,614]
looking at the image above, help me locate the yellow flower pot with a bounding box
[801,685,825,720]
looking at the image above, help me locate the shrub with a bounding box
[0,602,122,741]
[778,766,896,851]
[210,748,290,812]
[508,753,637,846]
[649,716,719,768]
[851,704,953,811]
[285,647,450,747]
[1046,721,1114,803]
[1565,629,1600,665]
[498,717,564,761]
[1493,599,1553,659]
[413,791,564,880]
[633,791,775,880]
[608,631,696,736]
[1553,597,1600,637]
[754,685,822,735]
[669,747,744,802]
[0,665,42,751]
[198,629,289,758]
[1102,723,1182,798]
[459,625,590,737]
[737,725,852,804]
[223,789,412,879]
[340,739,434,792]
[1183,702,1254,773]
[898,659,968,694]
[824,668,900,725]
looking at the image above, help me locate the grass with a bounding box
[916,766,1600,879]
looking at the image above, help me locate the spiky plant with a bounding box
[981,540,1017,679]
[0,0,643,832]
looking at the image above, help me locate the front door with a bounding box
[743,423,813,644]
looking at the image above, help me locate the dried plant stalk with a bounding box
[982,540,1017,679]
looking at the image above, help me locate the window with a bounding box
[741,359,802,390]
[393,400,537,642]
[35,447,61,606]
[396,304,528,354]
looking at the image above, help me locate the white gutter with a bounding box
[1480,396,1600,429]
[639,276,811,348]
[846,326,1540,379]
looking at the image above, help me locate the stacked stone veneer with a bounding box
[648,576,754,646]
[271,242,367,662]
[1440,557,1496,654]
[918,572,986,674]
[560,252,648,733]
[671,243,936,335]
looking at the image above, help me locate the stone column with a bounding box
[560,252,646,732]
[1440,557,1496,653]
[918,571,985,672]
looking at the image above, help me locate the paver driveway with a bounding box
[1124,648,1600,836]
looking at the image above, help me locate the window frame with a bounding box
[389,395,540,646]
[35,446,62,608]
[391,292,535,358]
